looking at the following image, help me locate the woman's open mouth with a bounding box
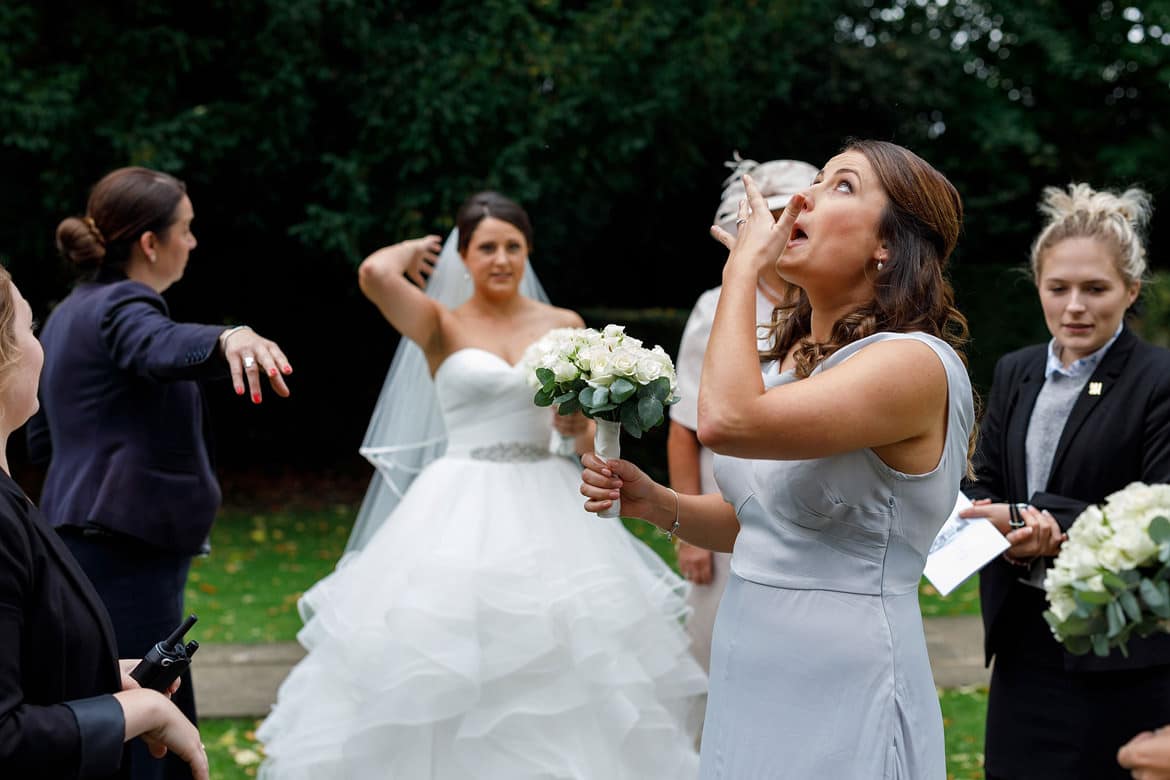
[787,223,809,248]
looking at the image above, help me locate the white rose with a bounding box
[1112,522,1158,565]
[588,353,615,387]
[602,324,626,340]
[553,359,579,384]
[1048,592,1078,623]
[1096,543,1127,574]
[576,344,608,373]
[634,355,666,385]
[609,347,640,378]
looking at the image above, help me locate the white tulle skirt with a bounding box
[256,452,706,779]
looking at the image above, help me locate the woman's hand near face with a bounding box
[710,175,806,280]
[399,236,443,288]
[221,328,293,403]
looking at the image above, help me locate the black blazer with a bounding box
[0,470,127,779]
[966,326,1170,671]
[27,276,228,554]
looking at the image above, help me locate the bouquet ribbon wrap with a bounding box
[594,419,622,519]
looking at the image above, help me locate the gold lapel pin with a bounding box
[1088,381,1103,396]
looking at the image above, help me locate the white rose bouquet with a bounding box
[1043,482,1170,657]
[522,324,679,517]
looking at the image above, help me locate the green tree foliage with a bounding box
[1,0,1167,466]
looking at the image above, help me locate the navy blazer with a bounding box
[966,326,1170,671]
[28,277,228,555]
[0,469,127,779]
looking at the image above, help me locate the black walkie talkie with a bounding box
[129,614,200,692]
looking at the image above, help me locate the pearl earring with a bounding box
[876,260,884,271]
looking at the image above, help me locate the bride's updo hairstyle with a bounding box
[56,167,187,279]
[1029,183,1151,289]
[455,191,534,255]
[765,139,970,378]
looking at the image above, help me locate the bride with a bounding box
[257,192,705,779]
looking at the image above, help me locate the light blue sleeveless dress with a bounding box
[700,332,974,780]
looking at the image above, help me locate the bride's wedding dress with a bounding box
[257,347,705,778]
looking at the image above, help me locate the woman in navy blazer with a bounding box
[0,267,208,779]
[27,168,291,780]
[962,183,1170,779]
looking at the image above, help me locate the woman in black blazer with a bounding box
[27,168,291,780]
[962,183,1170,779]
[0,267,208,779]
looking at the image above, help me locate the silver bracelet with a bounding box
[663,487,680,542]
[218,325,251,352]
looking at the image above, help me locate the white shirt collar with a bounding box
[1045,322,1124,380]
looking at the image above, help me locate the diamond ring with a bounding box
[243,356,256,370]
[735,218,748,227]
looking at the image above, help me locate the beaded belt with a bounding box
[468,442,551,462]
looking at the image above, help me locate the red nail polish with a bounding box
[282,365,293,375]
[235,386,244,396]
[269,368,277,377]
[252,393,262,404]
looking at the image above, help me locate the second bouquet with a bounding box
[524,324,679,518]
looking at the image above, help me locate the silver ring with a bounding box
[735,218,748,227]
[243,356,256,370]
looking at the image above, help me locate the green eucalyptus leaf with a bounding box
[1091,633,1111,657]
[620,402,644,439]
[1101,571,1128,593]
[554,390,578,406]
[1106,601,1126,638]
[1074,587,1112,606]
[1150,516,1170,545]
[1064,634,1092,655]
[534,388,555,407]
[1140,578,1165,608]
[557,397,581,415]
[578,386,595,407]
[1120,589,1143,622]
[646,376,672,402]
[609,377,637,403]
[637,397,664,430]
[535,367,555,388]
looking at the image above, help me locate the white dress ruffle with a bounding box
[257,349,705,778]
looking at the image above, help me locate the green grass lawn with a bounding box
[204,690,989,779]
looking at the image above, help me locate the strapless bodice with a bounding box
[434,348,552,457]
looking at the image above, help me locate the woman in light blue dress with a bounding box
[581,140,974,779]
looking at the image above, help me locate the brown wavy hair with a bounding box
[762,139,975,468]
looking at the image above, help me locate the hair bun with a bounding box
[1039,182,1152,231]
[56,215,107,268]
[1031,182,1152,285]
